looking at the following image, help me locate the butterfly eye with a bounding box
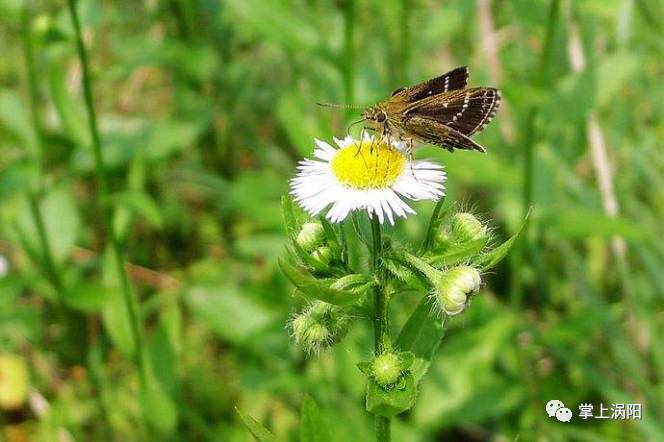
[376,112,386,122]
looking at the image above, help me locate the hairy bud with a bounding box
[372,352,402,388]
[290,301,349,354]
[450,212,487,242]
[433,265,481,316]
[296,221,325,251]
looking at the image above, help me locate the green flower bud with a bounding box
[290,301,349,354]
[311,246,332,266]
[451,212,487,242]
[433,265,481,316]
[296,221,325,251]
[372,352,402,388]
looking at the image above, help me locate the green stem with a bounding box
[21,5,63,296]
[66,0,148,414]
[514,0,559,306]
[369,214,391,441]
[23,4,112,437]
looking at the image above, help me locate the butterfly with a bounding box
[360,66,501,153]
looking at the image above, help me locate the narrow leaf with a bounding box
[300,395,331,442]
[421,196,447,253]
[396,297,446,383]
[281,195,298,237]
[477,211,530,271]
[428,237,489,267]
[236,408,276,441]
[278,259,360,305]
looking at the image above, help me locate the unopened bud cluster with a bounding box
[290,301,349,354]
[296,221,339,269]
[433,265,482,315]
[296,222,325,251]
[372,352,403,388]
[358,350,414,390]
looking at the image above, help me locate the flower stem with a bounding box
[66,0,148,425]
[369,214,391,441]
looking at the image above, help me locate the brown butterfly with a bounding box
[360,66,500,153]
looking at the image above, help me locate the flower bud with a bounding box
[450,212,487,242]
[0,354,29,410]
[290,301,349,354]
[433,265,481,316]
[296,221,325,251]
[311,246,332,266]
[372,352,402,388]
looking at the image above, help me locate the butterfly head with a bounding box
[362,106,387,124]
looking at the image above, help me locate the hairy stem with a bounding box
[369,214,391,441]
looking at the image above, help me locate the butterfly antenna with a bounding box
[317,102,364,110]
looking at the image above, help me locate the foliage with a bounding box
[0,0,662,440]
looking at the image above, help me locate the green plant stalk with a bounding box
[369,215,391,442]
[22,4,112,437]
[514,0,559,306]
[21,5,63,298]
[66,0,148,412]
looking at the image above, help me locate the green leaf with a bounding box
[143,119,201,161]
[236,408,276,441]
[100,248,135,357]
[14,186,81,266]
[148,301,181,393]
[357,361,373,375]
[0,90,37,154]
[429,237,489,267]
[300,395,331,442]
[330,274,374,293]
[396,297,446,383]
[111,191,164,228]
[140,369,177,432]
[421,197,447,253]
[596,51,639,107]
[278,259,361,306]
[185,284,276,345]
[548,208,648,241]
[398,351,415,370]
[319,216,341,256]
[64,283,114,313]
[477,212,530,271]
[282,195,298,237]
[366,373,417,417]
[48,65,90,148]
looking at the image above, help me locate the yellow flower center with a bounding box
[330,140,406,189]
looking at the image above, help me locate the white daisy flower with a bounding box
[290,134,446,225]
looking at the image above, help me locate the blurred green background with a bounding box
[0,0,662,440]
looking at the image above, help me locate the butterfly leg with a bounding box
[407,138,419,179]
[354,128,365,157]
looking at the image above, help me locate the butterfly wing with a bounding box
[404,87,501,137]
[402,116,486,152]
[390,66,469,103]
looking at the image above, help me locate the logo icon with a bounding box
[546,400,572,422]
